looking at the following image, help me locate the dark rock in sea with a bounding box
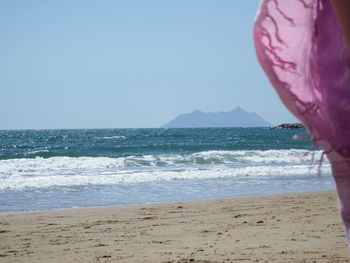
[162,107,271,128]
[271,123,304,129]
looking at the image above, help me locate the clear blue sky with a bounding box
[0,0,296,129]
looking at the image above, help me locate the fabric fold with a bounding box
[254,0,350,243]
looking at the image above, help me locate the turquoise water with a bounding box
[0,128,334,212]
[0,128,312,159]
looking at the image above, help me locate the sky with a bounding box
[0,0,297,129]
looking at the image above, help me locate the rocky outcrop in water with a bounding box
[271,123,304,129]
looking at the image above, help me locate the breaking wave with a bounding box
[0,149,330,189]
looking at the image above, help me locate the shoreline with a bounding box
[0,185,335,217]
[0,187,336,216]
[1,190,349,262]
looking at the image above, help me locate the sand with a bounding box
[0,190,349,262]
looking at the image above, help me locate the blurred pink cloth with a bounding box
[254,0,350,242]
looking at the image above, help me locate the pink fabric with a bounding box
[254,0,350,242]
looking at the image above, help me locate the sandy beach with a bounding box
[0,190,349,262]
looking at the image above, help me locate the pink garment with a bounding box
[254,0,350,242]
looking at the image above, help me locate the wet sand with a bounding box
[0,190,349,262]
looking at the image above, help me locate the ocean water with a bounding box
[0,128,334,212]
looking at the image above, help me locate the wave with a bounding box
[0,149,330,189]
[96,136,126,140]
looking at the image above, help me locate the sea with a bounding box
[0,128,334,213]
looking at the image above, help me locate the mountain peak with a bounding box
[231,107,243,112]
[162,108,271,128]
[192,109,203,114]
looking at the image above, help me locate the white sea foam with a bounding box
[0,149,331,190]
[97,136,126,140]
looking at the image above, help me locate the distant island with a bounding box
[161,107,271,128]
